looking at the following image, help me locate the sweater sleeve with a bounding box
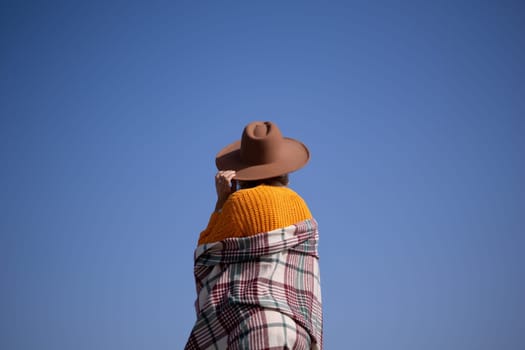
[197,196,243,245]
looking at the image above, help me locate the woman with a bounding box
[185,121,323,350]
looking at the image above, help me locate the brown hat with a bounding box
[215,121,310,181]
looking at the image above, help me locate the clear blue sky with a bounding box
[1,1,524,349]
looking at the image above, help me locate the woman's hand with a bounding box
[214,170,236,212]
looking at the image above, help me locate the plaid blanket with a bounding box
[185,219,323,350]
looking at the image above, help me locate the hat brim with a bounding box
[215,137,310,181]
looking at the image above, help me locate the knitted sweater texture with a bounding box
[198,185,312,245]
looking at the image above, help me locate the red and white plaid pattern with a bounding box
[185,219,323,350]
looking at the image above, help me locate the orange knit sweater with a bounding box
[198,185,313,245]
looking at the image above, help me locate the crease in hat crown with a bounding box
[215,120,310,181]
[240,121,283,165]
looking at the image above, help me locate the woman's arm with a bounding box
[214,170,236,212]
[198,170,239,245]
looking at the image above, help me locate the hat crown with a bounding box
[240,121,284,166]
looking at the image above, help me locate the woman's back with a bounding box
[198,184,312,244]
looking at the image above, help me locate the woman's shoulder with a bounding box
[230,185,305,202]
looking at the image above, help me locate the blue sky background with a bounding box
[1,1,524,349]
